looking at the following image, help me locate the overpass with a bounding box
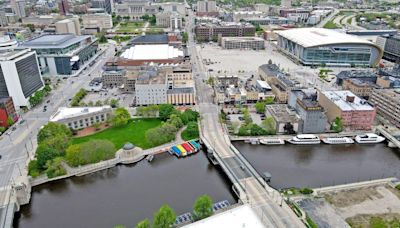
[376,125,400,148]
[199,102,304,228]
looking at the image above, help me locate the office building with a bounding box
[91,0,113,14]
[58,0,70,15]
[158,2,186,15]
[336,70,377,86]
[376,76,400,89]
[22,15,57,26]
[266,73,301,103]
[115,0,158,20]
[166,67,195,105]
[196,0,217,15]
[13,0,26,18]
[81,13,113,30]
[19,34,98,76]
[376,35,400,62]
[370,89,400,128]
[276,28,383,67]
[220,37,265,50]
[258,63,280,80]
[288,89,327,133]
[195,22,256,42]
[135,71,167,105]
[0,97,17,127]
[55,18,81,35]
[50,106,112,130]
[156,12,182,31]
[0,49,44,107]
[342,78,379,99]
[318,90,376,130]
[266,104,301,133]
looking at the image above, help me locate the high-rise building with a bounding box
[376,35,400,63]
[370,89,400,128]
[58,0,70,15]
[91,0,114,14]
[55,18,81,35]
[0,49,44,107]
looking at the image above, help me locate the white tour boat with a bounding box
[287,134,320,145]
[322,136,354,144]
[355,133,385,144]
[259,138,285,145]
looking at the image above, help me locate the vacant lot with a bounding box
[71,118,162,149]
[323,187,384,208]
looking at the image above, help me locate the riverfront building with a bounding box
[276,28,383,67]
[288,89,327,133]
[318,90,376,130]
[220,37,265,50]
[18,34,98,76]
[370,89,400,128]
[266,104,301,134]
[50,106,112,130]
[0,49,44,107]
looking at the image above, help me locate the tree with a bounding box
[99,34,108,43]
[167,114,184,129]
[242,108,252,125]
[26,23,35,32]
[264,96,274,104]
[182,32,188,43]
[181,122,199,140]
[36,144,60,170]
[255,102,266,114]
[193,195,213,220]
[283,122,295,134]
[179,109,199,124]
[146,123,177,146]
[6,116,14,126]
[153,205,176,228]
[95,100,103,106]
[37,122,72,143]
[0,127,5,133]
[65,140,116,167]
[262,117,276,135]
[110,99,119,108]
[45,157,66,178]
[331,117,343,133]
[159,104,176,121]
[110,107,131,127]
[135,219,150,228]
[114,225,126,228]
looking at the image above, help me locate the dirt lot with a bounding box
[322,186,384,208]
[346,213,400,228]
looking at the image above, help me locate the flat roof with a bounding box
[256,80,271,90]
[320,90,374,111]
[120,44,183,60]
[50,106,111,122]
[276,28,375,48]
[183,204,265,228]
[19,34,91,49]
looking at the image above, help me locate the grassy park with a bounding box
[71,118,162,149]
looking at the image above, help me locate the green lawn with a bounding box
[323,20,340,29]
[71,118,162,149]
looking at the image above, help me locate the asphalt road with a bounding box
[0,43,116,205]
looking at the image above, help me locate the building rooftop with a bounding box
[258,63,281,77]
[256,80,271,90]
[276,28,376,48]
[337,70,377,79]
[183,204,264,228]
[320,90,374,111]
[346,78,378,87]
[120,44,184,60]
[19,34,92,49]
[221,36,264,42]
[49,106,111,122]
[167,87,194,94]
[267,104,300,123]
[136,70,166,85]
[374,89,400,99]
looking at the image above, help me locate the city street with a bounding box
[0,43,116,206]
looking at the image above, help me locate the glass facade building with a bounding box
[276,28,383,67]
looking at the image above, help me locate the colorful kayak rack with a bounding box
[170,140,200,157]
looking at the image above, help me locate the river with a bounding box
[14,152,236,228]
[233,142,400,189]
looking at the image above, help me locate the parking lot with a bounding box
[197,42,300,75]
[82,87,135,107]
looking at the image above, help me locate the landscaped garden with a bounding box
[28,105,200,179]
[71,118,162,149]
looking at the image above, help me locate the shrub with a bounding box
[45,157,66,178]
[28,160,41,178]
[299,188,314,195]
[181,122,199,140]
[145,123,177,146]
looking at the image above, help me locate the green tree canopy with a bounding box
[110,107,131,127]
[261,117,276,135]
[167,114,184,129]
[37,122,72,143]
[36,144,60,170]
[135,219,151,228]
[65,140,116,167]
[193,195,213,220]
[145,123,177,146]
[255,102,266,114]
[153,205,176,228]
[159,104,176,121]
[179,109,199,124]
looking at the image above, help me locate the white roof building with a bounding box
[50,106,112,122]
[275,28,375,48]
[121,44,184,60]
[319,90,374,111]
[183,204,265,228]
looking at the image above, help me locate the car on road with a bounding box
[46,100,50,103]
[11,126,16,131]
[238,116,244,121]
[19,120,26,125]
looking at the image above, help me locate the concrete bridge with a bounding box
[376,125,400,149]
[199,102,305,228]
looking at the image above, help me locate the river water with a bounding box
[14,152,236,228]
[233,142,400,189]
[14,142,400,227]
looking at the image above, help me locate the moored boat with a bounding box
[287,134,320,145]
[322,136,354,144]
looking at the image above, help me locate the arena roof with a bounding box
[276,28,375,48]
[120,44,183,60]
